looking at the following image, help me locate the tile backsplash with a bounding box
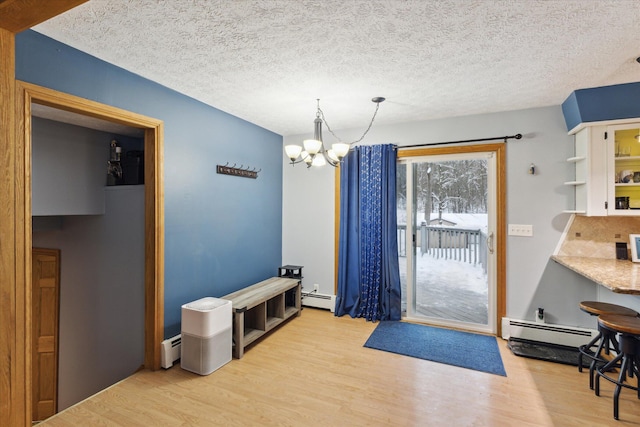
[557,216,640,258]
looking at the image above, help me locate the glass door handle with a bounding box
[487,232,494,254]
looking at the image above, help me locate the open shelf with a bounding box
[615,155,640,163]
[284,288,298,315]
[243,303,266,335]
[565,122,640,216]
[266,294,285,330]
[284,306,299,319]
[224,277,301,358]
[243,328,264,347]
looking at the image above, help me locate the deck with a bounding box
[399,253,488,325]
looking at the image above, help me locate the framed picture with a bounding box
[630,234,640,262]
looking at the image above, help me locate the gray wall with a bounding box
[283,105,640,329]
[32,118,108,215]
[33,185,145,411]
[31,118,144,410]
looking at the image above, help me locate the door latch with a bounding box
[487,232,494,255]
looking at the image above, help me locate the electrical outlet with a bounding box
[508,224,533,237]
[313,284,319,292]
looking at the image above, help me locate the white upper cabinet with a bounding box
[566,120,640,216]
[565,125,607,216]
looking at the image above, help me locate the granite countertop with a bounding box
[552,255,640,294]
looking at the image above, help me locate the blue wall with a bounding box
[561,81,640,131]
[16,30,284,337]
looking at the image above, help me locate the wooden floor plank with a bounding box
[40,308,640,426]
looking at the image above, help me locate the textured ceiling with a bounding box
[33,0,640,137]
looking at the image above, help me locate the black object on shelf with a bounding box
[278,265,303,280]
[616,242,628,260]
[122,150,144,185]
[279,265,303,308]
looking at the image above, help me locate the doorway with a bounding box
[397,144,506,334]
[15,81,165,423]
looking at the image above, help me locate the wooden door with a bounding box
[32,248,60,421]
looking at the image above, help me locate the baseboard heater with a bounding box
[501,318,597,348]
[302,292,335,312]
[161,334,182,369]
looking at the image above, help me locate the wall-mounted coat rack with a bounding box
[216,163,260,179]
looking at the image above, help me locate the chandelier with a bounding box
[284,97,385,167]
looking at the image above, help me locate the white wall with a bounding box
[282,105,640,328]
[282,154,337,295]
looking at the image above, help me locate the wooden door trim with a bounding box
[0,0,88,33]
[1,26,27,426]
[1,3,93,424]
[397,143,506,336]
[15,82,165,404]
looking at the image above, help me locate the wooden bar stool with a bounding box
[594,314,640,420]
[578,301,638,390]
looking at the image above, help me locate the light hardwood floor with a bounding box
[41,308,640,426]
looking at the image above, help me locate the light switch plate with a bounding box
[508,224,533,236]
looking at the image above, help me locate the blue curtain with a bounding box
[335,144,401,321]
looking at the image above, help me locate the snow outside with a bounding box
[397,159,489,325]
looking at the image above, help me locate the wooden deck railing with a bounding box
[397,224,487,273]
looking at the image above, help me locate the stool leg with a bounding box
[589,335,609,390]
[637,338,640,399]
[634,355,640,399]
[590,330,622,390]
[613,356,630,420]
[595,353,623,397]
[637,360,640,400]
[610,332,621,354]
[579,332,601,373]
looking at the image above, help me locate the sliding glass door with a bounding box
[398,148,498,333]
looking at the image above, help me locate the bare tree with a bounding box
[412,159,487,217]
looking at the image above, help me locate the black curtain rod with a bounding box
[400,133,522,149]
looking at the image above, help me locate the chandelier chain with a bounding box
[318,101,381,145]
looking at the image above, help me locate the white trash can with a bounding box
[181,297,232,375]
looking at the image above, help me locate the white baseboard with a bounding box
[302,292,335,312]
[502,317,596,348]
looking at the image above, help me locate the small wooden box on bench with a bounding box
[222,277,301,359]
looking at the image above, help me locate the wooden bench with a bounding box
[222,277,301,359]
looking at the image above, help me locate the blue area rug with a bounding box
[364,321,506,376]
